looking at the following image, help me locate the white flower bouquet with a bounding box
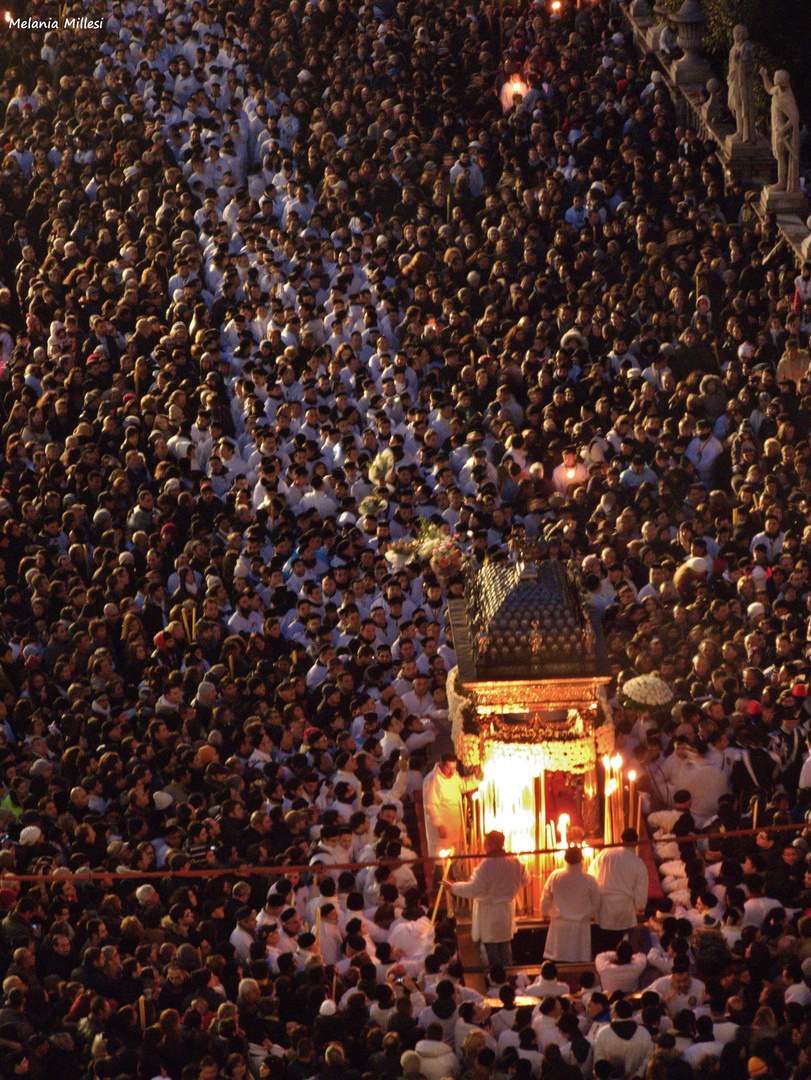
[621,674,673,713]
[385,537,418,569]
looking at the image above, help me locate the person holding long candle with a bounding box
[444,830,530,966]
[422,753,482,878]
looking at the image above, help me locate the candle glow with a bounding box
[558,813,569,849]
[480,755,538,865]
[429,847,454,928]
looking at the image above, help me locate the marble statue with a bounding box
[761,67,801,194]
[727,25,756,142]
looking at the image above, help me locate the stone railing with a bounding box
[624,1,810,264]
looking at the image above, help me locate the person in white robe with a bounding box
[594,940,647,994]
[648,962,706,1018]
[313,903,344,966]
[422,753,481,860]
[588,828,649,950]
[680,762,729,824]
[592,999,653,1078]
[388,904,435,964]
[445,829,531,966]
[524,962,571,999]
[541,846,600,962]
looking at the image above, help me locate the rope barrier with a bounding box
[4,819,803,884]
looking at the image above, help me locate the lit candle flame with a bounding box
[602,755,610,769]
[439,848,453,860]
[551,1,561,9]
[628,770,636,782]
[611,754,622,770]
[607,779,617,795]
[3,10,10,20]
[567,469,575,479]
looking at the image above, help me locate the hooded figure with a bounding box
[592,998,654,1078]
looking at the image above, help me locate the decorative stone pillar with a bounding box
[670,0,712,87]
[629,0,653,28]
[702,77,725,126]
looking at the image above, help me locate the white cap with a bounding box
[747,602,765,620]
[684,556,708,574]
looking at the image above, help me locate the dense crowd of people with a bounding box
[0,0,810,1076]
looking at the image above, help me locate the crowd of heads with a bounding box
[0,0,809,1074]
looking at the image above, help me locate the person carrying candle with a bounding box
[422,752,482,864]
[588,828,650,952]
[443,829,531,966]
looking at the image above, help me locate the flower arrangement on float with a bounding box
[447,668,482,765]
[621,674,673,714]
[384,521,463,577]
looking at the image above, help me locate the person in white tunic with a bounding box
[445,829,531,966]
[588,828,649,950]
[594,940,647,994]
[388,895,436,964]
[422,753,481,859]
[592,998,653,1078]
[541,846,600,962]
[648,960,706,1018]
